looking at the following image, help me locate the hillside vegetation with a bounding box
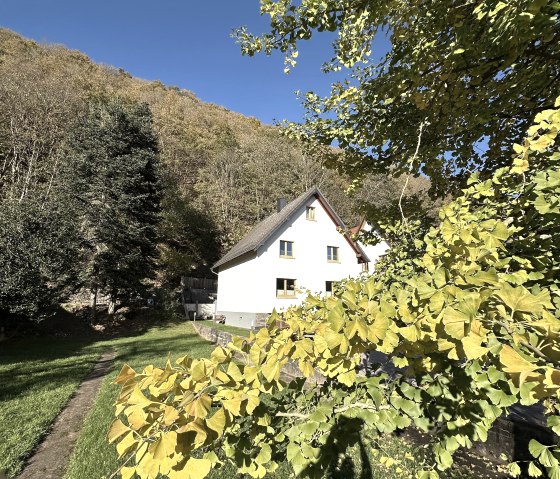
[0,28,435,324]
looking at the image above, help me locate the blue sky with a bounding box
[0,0,356,124]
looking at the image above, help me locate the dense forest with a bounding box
[0,28,436,324]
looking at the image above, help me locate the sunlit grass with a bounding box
[64,322,216,479]
[0,338,103,477]
[197,320,251,337]
[2,320,476,479]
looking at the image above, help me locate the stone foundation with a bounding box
[192,322,324,385]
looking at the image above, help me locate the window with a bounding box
[327,246,339,262]
[276,278,296,298]
[279,240,294,258]
[306,206,316,221]
[325,281,335,297]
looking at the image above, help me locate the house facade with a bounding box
[213,187,389,329]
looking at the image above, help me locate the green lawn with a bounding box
[2,319,475,479]
[64,321,216,479]
[0,337,104,477]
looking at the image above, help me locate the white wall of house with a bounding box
[216,197,388,329]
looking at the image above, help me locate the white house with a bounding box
[212,187,389,329]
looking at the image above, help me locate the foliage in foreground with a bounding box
[64,322,216,479]
[110,101,560,479]
[62,322,443,479]
[235,0,560,196]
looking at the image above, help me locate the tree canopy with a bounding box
[108,3,560,479]
[235,0,560,195]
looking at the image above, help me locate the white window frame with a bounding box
[327,246,339,262]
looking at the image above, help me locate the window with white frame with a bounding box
[276,278,296,298]
[279,240,294,258]
[327,246,339,262]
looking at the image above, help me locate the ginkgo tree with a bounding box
[109,98,560,478]
[235,0,560,196]
[109,1,560,478]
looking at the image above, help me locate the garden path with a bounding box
[16,350,116,479]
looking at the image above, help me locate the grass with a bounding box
[2,318,476,479]
[65,321,473,479]
[64,321,215,479]
[0,337,104,477]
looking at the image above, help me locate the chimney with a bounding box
[277,198,287,212]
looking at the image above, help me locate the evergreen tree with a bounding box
[66,97,161,315]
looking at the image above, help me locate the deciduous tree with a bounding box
[235,0,560,195]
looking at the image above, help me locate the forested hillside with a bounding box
[0,28,434,323]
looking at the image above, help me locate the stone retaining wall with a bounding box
[192,322,234,348]
[192,322,324,384]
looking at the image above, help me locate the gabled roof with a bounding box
[350,218,366,235]
[213,186,369,270]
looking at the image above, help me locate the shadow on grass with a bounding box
[0,318,208,398]
[300,417,373,479]
[0,320,211,478]
[113,335,213,363]
[0,338,106,403]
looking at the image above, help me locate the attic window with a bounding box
[327,246,339,262]
[279,240,294,258]
[306,206,316,221]
[276,278,296,298]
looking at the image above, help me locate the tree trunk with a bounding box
[90,285,97,321]
[108,298,116,315]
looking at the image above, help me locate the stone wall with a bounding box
[191,322,324,385]
[192,322,234,348]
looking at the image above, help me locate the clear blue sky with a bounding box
[0,0,363,124]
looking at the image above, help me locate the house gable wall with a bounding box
[357,222,390,268]
[216,196,366,328]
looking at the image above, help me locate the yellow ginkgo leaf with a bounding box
[107,418,129,443]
